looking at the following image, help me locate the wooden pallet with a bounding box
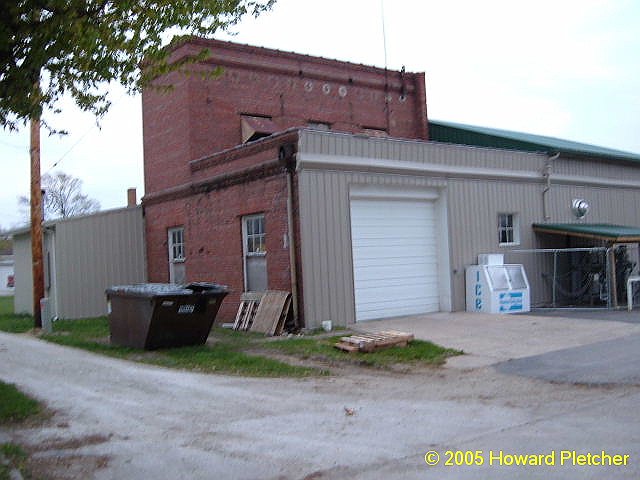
[233,292,263,331]
[250,291,292,336]
[335,330,414,353]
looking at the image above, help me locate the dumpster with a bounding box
[106,282,229,350]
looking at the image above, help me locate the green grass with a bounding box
[262,335,462,368]
[0,297,32,333]
[0,443,29,480]
[0,296,12,315]
[40,318,322,377]
[0,300,460,375]
[0,381,41,423]
[0,380,40,480]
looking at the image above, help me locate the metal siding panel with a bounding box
[446,178,547,311]
[299,165,450,327]
[298,130,640,315]
[298,171,323,327]
[12,234,33,315]
[315,172,330,323]
[301,132,548,171]
[325,172,341,324]
[555,156,640,183]
[54,207,146,319]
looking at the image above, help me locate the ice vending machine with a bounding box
[466,254,530,313]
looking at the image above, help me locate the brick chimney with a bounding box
[127,188,137,207]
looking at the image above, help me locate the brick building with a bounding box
[142,38,429,324]
[143,38,640,328]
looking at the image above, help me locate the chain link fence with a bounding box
[503,245,638,309]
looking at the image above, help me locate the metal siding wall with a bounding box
[554,156,640,183]
[546,185,640,225]
[446,179,545,311]
[297,130,640,319]
[55,207,146,319]
[12,234,33,315]
[298,170,354,328]
[299,168,447,328]
[299,130,546,173]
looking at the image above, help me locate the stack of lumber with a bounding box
[233,291,292,336]
[334,330,414,353]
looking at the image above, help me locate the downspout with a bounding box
[542,152,559,222]
[280,145,300,326]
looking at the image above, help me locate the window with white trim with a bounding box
[168,227,185,262]
[498,213,520,246]
[244,215,266,255]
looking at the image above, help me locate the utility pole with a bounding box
[30,116,44,328]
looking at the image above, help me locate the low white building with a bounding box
[12,205,146,320]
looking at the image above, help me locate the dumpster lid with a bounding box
[106,283,228,298]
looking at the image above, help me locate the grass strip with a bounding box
[41,318,323,377]
[262,335,462,367]
[0,297,460,375]
[0,297,32,333]
[0,443,29,480]
[0,381,41,423]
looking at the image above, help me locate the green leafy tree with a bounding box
[0,0,275,130]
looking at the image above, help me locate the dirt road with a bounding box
[1,330,639,479]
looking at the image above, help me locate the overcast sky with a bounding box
[2,0,639,230]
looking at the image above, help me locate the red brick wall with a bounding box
[142,70,192,195]
[143,39,428,194]
[145,167,293,323]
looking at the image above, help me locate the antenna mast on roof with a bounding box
[380,0,391,133]
[381,0,388,70]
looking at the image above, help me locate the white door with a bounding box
[243,214,268,292]
[350,198,439,321]
[168,227,186,284]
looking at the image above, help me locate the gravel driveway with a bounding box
[1,321,639,479]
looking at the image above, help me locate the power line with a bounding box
[0,138,28,151]
[44,90,129,173]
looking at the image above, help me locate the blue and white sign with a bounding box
[499,292,524,312]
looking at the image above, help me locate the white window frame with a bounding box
[498,213,520,246]
[242,214,266,257]
[168,227,185,263]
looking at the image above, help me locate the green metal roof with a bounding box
[429,120,640,164]
[532,223,640,242]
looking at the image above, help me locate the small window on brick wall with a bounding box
[498,213,520,246]
[363,127,388,138]
[241,115,279,143]
[308,121,331,131]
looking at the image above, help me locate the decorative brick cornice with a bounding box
[143,158,288,207]
[172,37,418,93]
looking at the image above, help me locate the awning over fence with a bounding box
[532,223,640,243]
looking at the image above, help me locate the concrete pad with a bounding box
[352,311,640,368]
[495,334,640,386]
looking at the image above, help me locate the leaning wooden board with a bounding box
[249,291,292,335]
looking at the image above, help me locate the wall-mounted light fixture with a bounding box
[572,198,590,219]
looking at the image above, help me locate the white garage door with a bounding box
[350,198,440,321]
